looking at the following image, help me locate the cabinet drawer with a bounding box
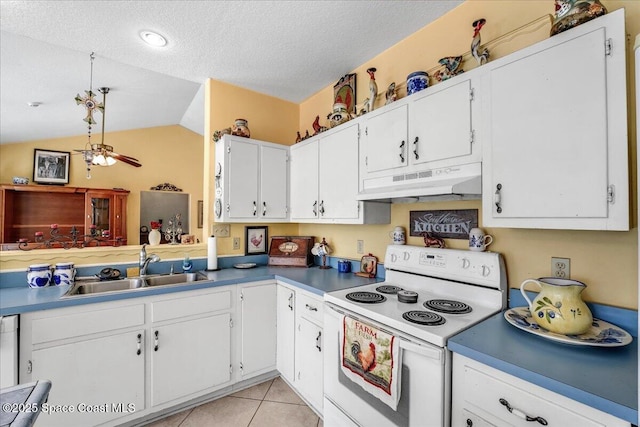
[152,288,232,322]
[461,363,620,427]
[297,291,323,325]
[32,304,144,344]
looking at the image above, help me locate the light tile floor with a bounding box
[144,377,323,427]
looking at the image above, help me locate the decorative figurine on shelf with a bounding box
[311,237,332,269]
[385,82,397,105]
[212,127,231,143]
[302,130,310,141]
[312,115,329,135]
[358,99,369,117]
[434,56,464,82]
[295,131,302,143]
[231,119,250,138]
[366,67,378,113]
[328,103,351,128]
[550,0,606,36]
[471,18,490,65]
[422,232,446,248]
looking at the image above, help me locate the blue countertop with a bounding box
[448,291,638,425]
[0,264,383,315]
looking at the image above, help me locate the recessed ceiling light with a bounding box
[140,30,167,47]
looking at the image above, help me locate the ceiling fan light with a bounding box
[105,156,116,166]
[92,154,107,166]
[140,30,167,47]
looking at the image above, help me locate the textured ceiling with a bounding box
[0,0,462,144]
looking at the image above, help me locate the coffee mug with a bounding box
[389,226,406,245]
[338,260,352,273]
[469,228,493,252]
[27,264,52,288]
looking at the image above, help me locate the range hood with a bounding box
[357,162,482,203]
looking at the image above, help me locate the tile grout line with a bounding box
[175,407,195,427]
[245,378,276,427]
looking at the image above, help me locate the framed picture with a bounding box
[245,226,268,255]
[197,200,203,228]
[334,73,357,114]
[33,149,70,185]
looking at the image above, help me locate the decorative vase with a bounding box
[231,119,251,138]
[550,0,607,36]
[149,228,161,246]
[406,71,429,95]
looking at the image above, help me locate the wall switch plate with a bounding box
[212,224,230,238]
[233,237,241,250]
[551,257,570,278]
[357,240,364,254]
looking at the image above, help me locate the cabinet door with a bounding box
[319,123,360,220]
[295,316,323,411]
[362,103,408,174]
[151,313,231,406]
[113,193,127,241]
[410,79,472,166]
[239,283,277,379]
[485,27,618,227]
[260,145,288,220]
[228,140,259,219]
[85,190,112,237]
[290,141,319,220]
[276,285,296,384]
[31,331,144,427]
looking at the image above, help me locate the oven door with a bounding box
[324,303,449,427]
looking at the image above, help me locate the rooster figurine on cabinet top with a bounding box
[312,115,328,135]
[434,56,463,82]
[366,67,378,113]
[471,18,490,65]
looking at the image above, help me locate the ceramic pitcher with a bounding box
[520,277,593,335]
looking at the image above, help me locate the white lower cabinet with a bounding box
[237,281,277,380]
[452,354,630,427]
[276,283,296,384]
[276,282,324,415]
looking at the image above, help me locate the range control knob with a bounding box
[460,257,471,269]
[480,264,491,277]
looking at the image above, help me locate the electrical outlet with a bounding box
[233,237,241,250]
[357,240,364,254]
[551,257,570,278]
[212,224,230,237]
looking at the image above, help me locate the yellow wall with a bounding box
[0,125,204,246]
[297,0,639,309]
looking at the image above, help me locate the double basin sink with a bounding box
[62,272,208,298]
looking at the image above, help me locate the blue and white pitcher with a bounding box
[27,264,52,288]
[53,262,75,286]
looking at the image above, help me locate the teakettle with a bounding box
[520,277,593,335]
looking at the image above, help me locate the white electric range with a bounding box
[323,244,507,427]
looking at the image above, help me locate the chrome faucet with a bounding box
[139,244,160,276]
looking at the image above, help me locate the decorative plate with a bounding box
[504,307,632,347]
[233,263,256,269]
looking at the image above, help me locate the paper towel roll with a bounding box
[207,236,218,270]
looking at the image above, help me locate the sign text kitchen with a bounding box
[409,209,478,239]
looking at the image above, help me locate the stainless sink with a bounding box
[62,272,206,298]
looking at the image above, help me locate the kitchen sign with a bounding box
[409,209,478,239]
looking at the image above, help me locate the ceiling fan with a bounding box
[74,53,142,178]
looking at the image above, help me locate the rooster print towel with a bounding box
[341,316,401,410]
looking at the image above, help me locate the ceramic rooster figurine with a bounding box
[385,82,397,105]
[366,67,378,113]
[471,18,490,65]
[434,56,463,82]
[312,115,328,135]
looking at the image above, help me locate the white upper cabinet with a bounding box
[290,123,390,224]
[362,103,408,174]
[482,9,628,230]
[214,135,289,222]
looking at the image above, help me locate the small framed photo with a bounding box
[33,149,70,185]
[245,226,268,255]
[180,234,195,245]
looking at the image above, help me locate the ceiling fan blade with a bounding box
[110,152,142,167]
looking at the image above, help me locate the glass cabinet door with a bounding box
[85,191,112,237]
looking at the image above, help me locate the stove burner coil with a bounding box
[376,285,403,294]
[423,299,472,314]
[402,310,446,326]
[346,291,387,304]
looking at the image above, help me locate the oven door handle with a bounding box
[398,338,443,362]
